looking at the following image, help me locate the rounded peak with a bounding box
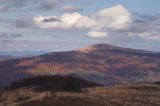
[78,44,118,53]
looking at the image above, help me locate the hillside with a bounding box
[1,82,160,106]
[7,75,101,92]
[0,44,160,85]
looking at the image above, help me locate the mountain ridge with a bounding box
[0,44,160,85]
[77,44,154,54]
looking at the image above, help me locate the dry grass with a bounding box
[0,84,160,106]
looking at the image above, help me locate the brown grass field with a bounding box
[0,84,160,106]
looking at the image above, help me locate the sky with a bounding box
[0,0,160,52]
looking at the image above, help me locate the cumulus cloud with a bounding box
[92,4,132,31]
[87,30,108,38]
[34,5,132,30]
[34,5,132,37]
[34,13,84,29]
[33,4,160,40]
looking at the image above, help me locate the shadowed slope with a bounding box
[7,75,101,92]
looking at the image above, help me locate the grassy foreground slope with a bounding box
[1,84,160,106]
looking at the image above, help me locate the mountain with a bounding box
[0,44,160,85]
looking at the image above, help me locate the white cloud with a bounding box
[127,31,160,41]
[34,5,132,37]
[75,15,96,29]
[139,32,160,40]
[127,32,137,37]
[33,13,95,29]
[139,32,151,38]
[87,30,108,38]
[60,13,82,28]
[34,13,83,29]
[34,15,64,29]
[92,4,132,31]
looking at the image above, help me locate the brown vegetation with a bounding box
[0,84,160,106]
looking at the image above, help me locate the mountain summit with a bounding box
[78,44,118,53]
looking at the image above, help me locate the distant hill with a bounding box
[0,55,14,61]
[0,51,50,57]
[0,44,160,85]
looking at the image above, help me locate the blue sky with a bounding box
[0,0,160,52]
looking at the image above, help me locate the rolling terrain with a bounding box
[0,78,160,106]
[0,44,160,85]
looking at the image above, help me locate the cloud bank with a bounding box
[34,5,132,38]
[33,4,160,40]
